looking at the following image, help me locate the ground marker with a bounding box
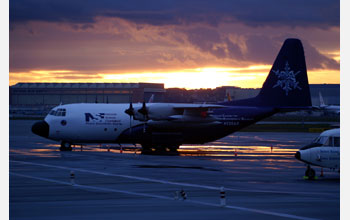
[180,189,187,200]
[220,186,226,207]
[70,171,75,185]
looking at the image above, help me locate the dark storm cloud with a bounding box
[186,27,227,59]
[10,0,339,28]
[302,40,339,70]
[182,30,339,70]
[9,0,339,74]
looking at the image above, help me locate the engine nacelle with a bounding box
[133,103,178,121]
[147,104,179,120]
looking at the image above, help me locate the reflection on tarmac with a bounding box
[9,140,302,173]
[9,130,317,174]
[10,143,298,157]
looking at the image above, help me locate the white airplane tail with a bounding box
[148,94,154,103]
[319,92,326,107]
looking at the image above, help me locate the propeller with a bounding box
[138,101,148,132]
[138,101,148,118]
[124,102,134,117]
[124,98,134,142]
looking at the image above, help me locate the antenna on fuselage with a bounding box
[138,100,149,133]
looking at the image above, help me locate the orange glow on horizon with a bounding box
[100,66,270,89]
[9,66,339,89]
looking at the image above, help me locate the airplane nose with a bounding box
[295,151,301,160]
[32,120,49,138]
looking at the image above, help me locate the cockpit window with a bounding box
[313,136,329,145]
[313,135,340,147]
[49,108,66,117]
[323,137,331,146]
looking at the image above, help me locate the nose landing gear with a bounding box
[304,165,316,180]
[60,141,72,151]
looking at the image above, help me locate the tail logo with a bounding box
[272,61,301,95]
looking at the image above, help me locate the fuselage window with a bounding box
[334,137,340,147]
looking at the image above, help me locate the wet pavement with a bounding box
[10,120,340,220]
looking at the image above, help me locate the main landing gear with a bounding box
[60,141,72,151]
[141,144,179,155]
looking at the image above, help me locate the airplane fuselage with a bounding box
[41,103,276,146]
[295,128,340,179]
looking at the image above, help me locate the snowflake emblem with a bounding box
[272,61,301,96]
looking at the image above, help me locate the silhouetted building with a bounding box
[9,82,165,107]
[9,82,339,117]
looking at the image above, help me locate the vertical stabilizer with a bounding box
[319,92,326,107]
[222,38,312,109]
[256,38,312,108]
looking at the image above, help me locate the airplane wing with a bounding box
[132,103,226,121]
[173,104,225,116]
[172,104,225,110]
[172,104,225,119]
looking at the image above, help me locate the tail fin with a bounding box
[148,94,154,103]
[222,38,312,109]
[226,92,232,101]
[319,92,326,107]
[257,38,311,108]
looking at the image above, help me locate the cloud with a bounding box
[302,40,340,70]
[9,17,339,76]
[10,0,339,29]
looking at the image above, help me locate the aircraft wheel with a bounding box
[155,146,166,152]
[169,146,179,152]
[141,144,152,154]
[305,166,316,180]
[60,141,72,151]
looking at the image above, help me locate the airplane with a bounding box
[295,128,340,179]
[314,92,340,115]
[32,38,312,153]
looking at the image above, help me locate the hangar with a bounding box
[9,82,165,107]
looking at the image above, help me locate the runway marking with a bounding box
[10,160,336,198]
[10,172,320,220]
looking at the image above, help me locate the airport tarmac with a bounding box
[9,120,340,220]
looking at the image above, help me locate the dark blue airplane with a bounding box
[32,38,312,152]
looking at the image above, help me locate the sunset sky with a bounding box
[9,0,340,89]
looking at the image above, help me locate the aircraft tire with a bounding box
[154,146,166,152]
[305,166,316,180]
[169,146,179,152]
[60,141,72,151]
[141,144,152,154]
